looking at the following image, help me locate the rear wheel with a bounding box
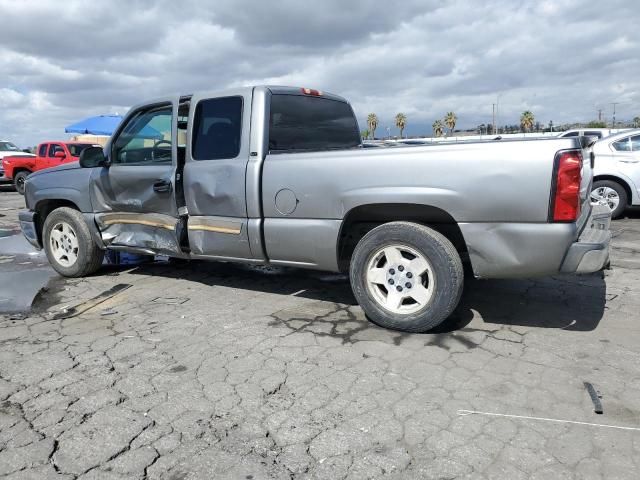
[350,221,464,333]
[14,171,30,195]
[591,180,627,219]
[43,207,104,277]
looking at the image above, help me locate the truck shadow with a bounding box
[126,260,607,333]
[435,274,607,332]
[620,208,640,219]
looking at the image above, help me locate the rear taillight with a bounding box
[550,150,582,222]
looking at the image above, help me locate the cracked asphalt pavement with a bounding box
[1,188,640,479]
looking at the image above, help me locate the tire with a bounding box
[14,171,30,195]
[591,180,627,219]
[43,207,104,277]
[350,221,464,333]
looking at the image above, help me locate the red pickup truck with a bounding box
[2,141,98,194]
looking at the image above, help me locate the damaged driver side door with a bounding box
[89,100,185,256]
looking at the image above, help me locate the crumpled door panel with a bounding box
[95,212,183,256]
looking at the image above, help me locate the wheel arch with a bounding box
[13,167,33,176]
[34,199,81,246]
[337,203,468,272]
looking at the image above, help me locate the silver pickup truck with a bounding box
[19,86,611,332]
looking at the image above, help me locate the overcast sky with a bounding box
[1,0,639,146]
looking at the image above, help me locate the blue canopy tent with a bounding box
[64,115,163,138]
[64,115,123,136]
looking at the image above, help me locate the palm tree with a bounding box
[432,120,444,137]
[633,116,640,128]
[361,129,370,140]
[520,111,535,133]
[444,111,457,136]
[395,113,407,138]
[367,113,379,139]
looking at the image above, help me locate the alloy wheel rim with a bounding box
[365,243,435,315]
[590,186,620,211]
[49,222,79,267]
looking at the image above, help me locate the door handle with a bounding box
[153,180,172,193]
[619,160,639,163]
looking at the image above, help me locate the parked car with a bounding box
[558,128,629,140]
[590,129,640,218]
[0,140,35,159]
[3,141,98,194]
[1,140,34,185]
[19,86,610,333]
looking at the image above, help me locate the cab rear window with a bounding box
[269,94,360,152]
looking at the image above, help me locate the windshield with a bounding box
[67,144,96,157]
[0,142,20,152]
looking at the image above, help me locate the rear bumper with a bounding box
[460,204,611,279]
[560,203,611,273]
[19,210,41,250]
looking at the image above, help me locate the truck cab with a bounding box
[27,87,361,264]
[36,142,99,170]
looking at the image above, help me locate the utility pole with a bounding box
[492,104,496,134]
[495,94,502,135]
[597,109,602,122]
[611,102,619,128]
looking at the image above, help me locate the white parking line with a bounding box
[457,409,640,432]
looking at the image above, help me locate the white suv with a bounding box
[0,140,33,159]
[558,128,630,140]
[1,140,34,185]
[591,129,640,218]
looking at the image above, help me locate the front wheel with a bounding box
[14,171,30,195]
[350,222,464,333]
[590,180,627,219]
[43,207,104,277]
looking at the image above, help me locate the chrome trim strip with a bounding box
[187,216,244,235]
[98,212,178,231]
[187,224,241,235]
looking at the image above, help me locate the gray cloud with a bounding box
[209,0,439,47]
[0,0,638,146]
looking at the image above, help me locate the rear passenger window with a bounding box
[612,138,631,151]
[269,94,360,152]
[192,96,243,160]
[584,131,603,139]
[38,144,47,156]
[562,131,579,137]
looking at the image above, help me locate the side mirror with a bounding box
[54,151,66,158]
[79,146,108,168]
